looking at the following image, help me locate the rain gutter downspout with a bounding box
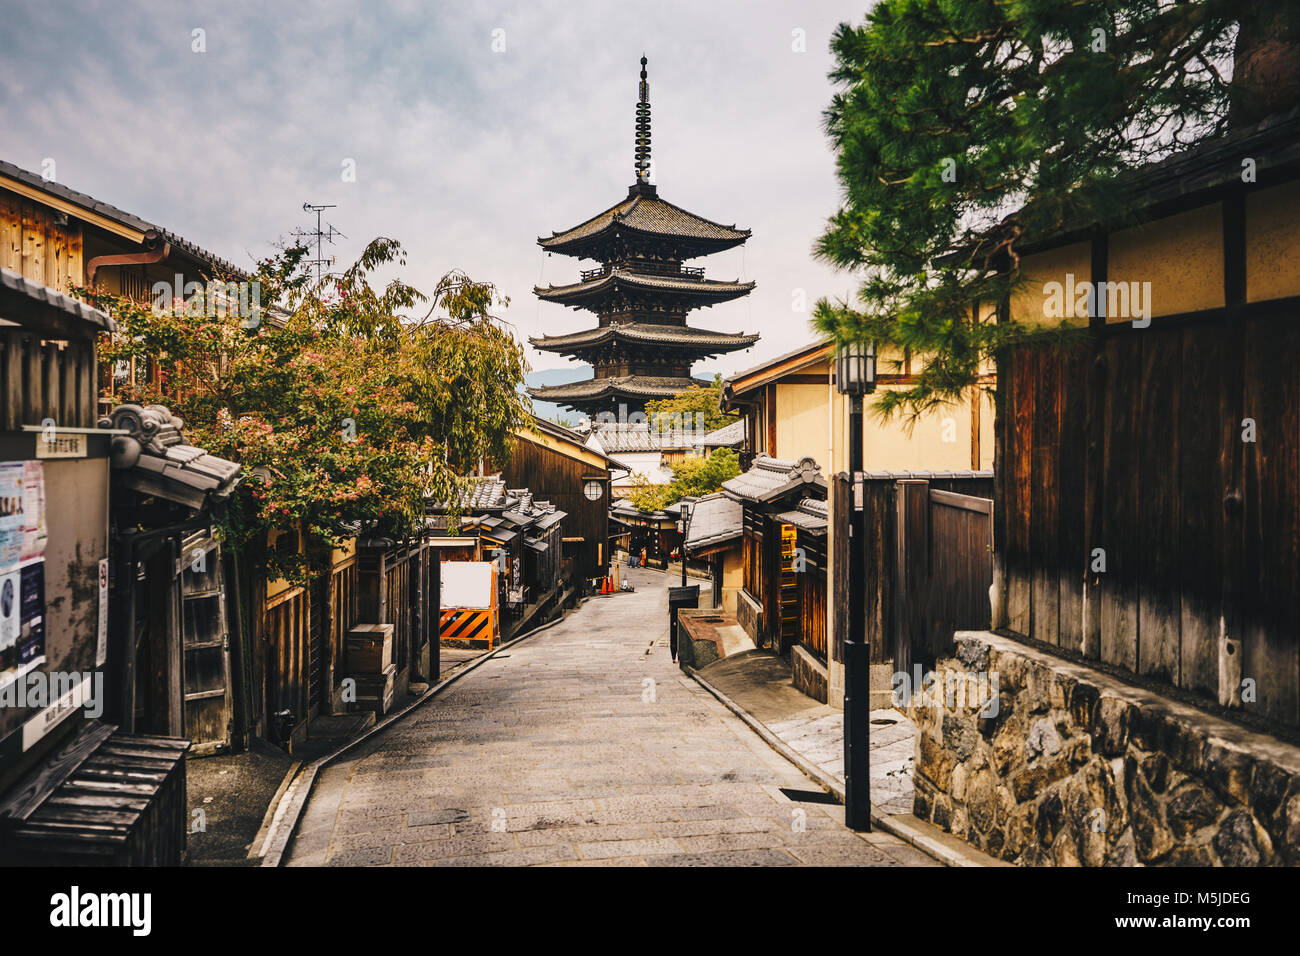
[86,229,172,286]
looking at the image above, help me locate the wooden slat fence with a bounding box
[832,472,995,675]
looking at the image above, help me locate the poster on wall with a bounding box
[21,461,46,562]
[0,561,43,692]
[0,461,47,693]
[0,462,22,569]
[18,561,45,670]
[0,568,18,675]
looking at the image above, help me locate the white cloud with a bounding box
[0,0,876,373]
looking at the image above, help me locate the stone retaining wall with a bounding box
[911,630,1300,866]
[791,645,828,703]
[736,590,762,648]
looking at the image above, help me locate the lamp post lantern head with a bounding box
[835,340,876,397]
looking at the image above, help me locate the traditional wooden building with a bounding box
[0,159,249,417]
[910,105,1300,866]
[700,419,746,453]
[588,421,706,497]
[683,491,744,613]
[721,456,827,685]
[99,403,241,751]
[722,338,995,706]
[500,416,614,589]
[0,158,307,758]
[0,269,191,865]
[609,497,686,569]
[722,339,994,474]
[427,477,568,640]
[528,57,759,417]
[986,106,1300,727]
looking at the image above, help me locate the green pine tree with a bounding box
[814,1,1298,422]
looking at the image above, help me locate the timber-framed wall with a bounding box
[991,119,1300,732]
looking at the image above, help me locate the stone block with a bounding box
[1202,740,1254,807]
[1012,755,1069,802]
[1092,697,1132,757]
[943,713,978,761]
[956,636,990,672]
[1068,680,1100,729]
[917,731,954,791]
[1212,809,1270,866]
[951,762,968,802]
[1026,718,1063,761]
[1166,783,1220,838]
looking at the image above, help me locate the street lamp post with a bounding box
[678,501,692,586]
[836,339,876,832]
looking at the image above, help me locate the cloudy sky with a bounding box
[0,0,874,379]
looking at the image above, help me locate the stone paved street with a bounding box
[285,567,936,866]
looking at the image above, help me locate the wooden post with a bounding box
[894,480,930,672]
[224,548,250,752]
[831,473,850,667]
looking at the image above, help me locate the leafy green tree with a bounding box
[81,239,531,582]
[627,447,741,513]
[643,375,736,433]
[813,1,1296,421]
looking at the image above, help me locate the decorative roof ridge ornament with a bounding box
[98,402,242,510]
[633,55,655,193]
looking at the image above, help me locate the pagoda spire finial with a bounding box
[634,55,651,184]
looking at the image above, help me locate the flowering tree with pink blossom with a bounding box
[80,239,531,582]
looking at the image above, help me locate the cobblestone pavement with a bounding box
[285,568,937,866]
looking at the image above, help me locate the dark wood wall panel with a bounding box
[1099,337,1140,673]
[1030,348,1062,645]
[1007,354,1033,634]
[997,306,1300,729]
[1137,329,1182,684]
[831,474,849,665]
[500,438,609,581]
[1057,347,1088,651]
[1241,316,1300,726]
[1177,324,1225,698]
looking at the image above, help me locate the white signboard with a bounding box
[35,432,87,459]
[439,561,494,609]
[96,558,109,667]
[22,672,94,752]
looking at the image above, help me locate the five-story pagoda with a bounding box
[529,57,758,419]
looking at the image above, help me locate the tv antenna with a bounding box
[292,203,345,285]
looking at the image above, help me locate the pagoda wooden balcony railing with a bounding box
[579,263,706,282]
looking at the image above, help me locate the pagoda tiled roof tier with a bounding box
[529,58,760,419]
[528,374,712,404]
[535,267,755,310]
[530,322,758,355]
[538,183,750,259]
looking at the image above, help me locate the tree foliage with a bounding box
[643,375,736,433]
[813,0,1256,421]
[627,447,741,513]
[80,239,531,582]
